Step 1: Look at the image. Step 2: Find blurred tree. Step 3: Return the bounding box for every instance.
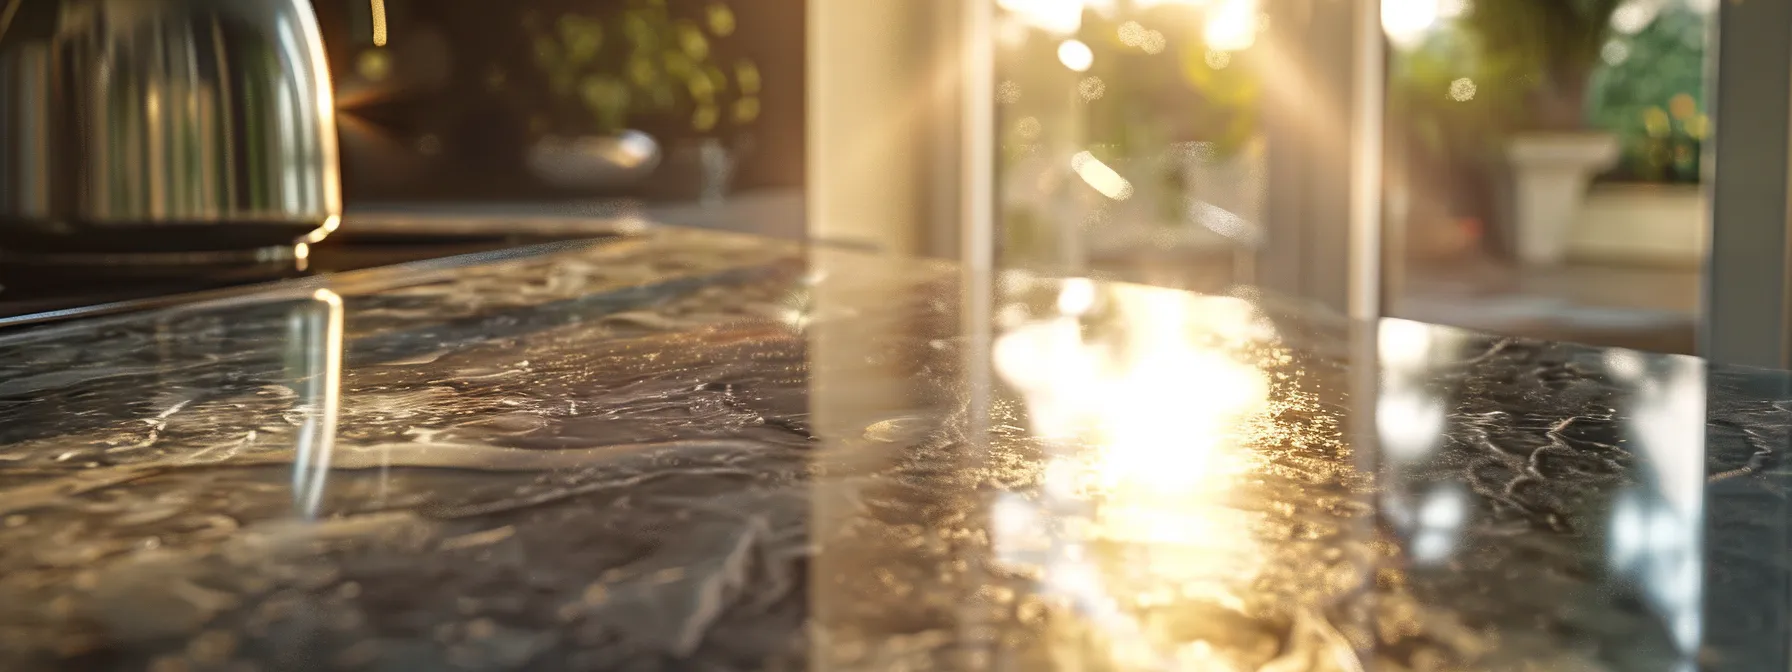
[1388,23,1508,222]
[1461,0,1623,130]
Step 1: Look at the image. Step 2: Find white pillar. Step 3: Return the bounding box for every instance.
[806,0,965,256]
[1702,0,1792,368]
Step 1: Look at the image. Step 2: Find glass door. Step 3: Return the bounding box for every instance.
[987,0,1382,319]
[1381,0,1714,357]
[982,0,1738,358]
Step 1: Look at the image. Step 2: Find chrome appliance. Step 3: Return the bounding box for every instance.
[0,0,340,265]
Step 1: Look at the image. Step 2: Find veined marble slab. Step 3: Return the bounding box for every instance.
[0,228,1782,671]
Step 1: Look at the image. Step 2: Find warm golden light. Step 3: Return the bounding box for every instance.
[303,214,341,243]
[294,289,344,519]
[1077,76,1106,101]
[370,0,388,47]
[997,0,1086,36]
[1202,0,1258,52]
[998,80,1022,104]
[1139,30,1166,54]
[1071,151,1134,200]
[1448,77,1476,102]
[1057,39,1095,72]
[1381,0,1439,48]
[994,283,1286,667]
[1119,21,1147,46]
[1016,116,1043,141]
[1116,19,1167,54]
[355,49,391,82]
[1057,278,1096,315]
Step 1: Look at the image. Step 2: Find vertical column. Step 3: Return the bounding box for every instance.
[1702,4,1792,662]
[1257,0,1383,320]
[806,1,988,666]
[1255,0,1312,302]
[1702,0,1792,367]
[805,0,926,254]
[959,0,995,408]
[1349,0,1385,323]
[806,0,967,256]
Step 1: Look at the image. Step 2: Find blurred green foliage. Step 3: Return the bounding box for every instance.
[1392,1,1707,190]
[994,4,1264,248]
[1588,7,1706,183]
[1389,24,1511,163]
[526,0,759,135]
[998,6,1259,154]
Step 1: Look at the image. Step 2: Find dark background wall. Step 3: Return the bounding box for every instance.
[309,0,805,204]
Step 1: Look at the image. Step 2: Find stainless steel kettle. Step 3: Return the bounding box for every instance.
[0,0,340,265]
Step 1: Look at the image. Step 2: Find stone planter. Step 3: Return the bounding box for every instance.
[1568,183,1705,266]
[1505,132,1621,266]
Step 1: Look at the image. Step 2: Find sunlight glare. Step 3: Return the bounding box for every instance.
[1382,0,1438,49]
[1070,152,1133,200]
[992,284,1286,668]
[1202,0,1258,52]
[1057,39,1095,72]
[998,0,1086,36]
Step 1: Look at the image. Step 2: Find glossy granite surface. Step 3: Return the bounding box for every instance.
[0,228,1787,671]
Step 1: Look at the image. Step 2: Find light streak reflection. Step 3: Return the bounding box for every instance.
[370,0,388,46]
[993,281,1285,667]
[291,289,344,520]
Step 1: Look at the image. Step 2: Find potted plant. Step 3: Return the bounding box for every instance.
[1463,0,1624,265]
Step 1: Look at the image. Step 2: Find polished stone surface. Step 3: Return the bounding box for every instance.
[0,228,1786,671]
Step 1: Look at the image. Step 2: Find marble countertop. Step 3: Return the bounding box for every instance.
[0,228,1786,671]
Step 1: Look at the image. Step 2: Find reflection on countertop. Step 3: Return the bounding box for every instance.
[0,227,1785,671]
[349,189,807,243]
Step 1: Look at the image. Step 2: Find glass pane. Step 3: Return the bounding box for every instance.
[1382,0,1713,354]
[992,0,1264,293]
